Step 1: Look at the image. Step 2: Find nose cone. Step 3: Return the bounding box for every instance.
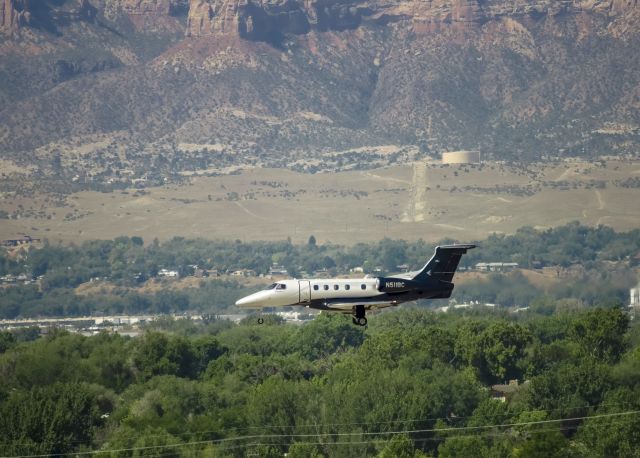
[235,295,254,307]
[235,291,269,308]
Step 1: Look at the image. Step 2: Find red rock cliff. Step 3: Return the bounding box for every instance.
[185,0,361,38]
[121,0,186,14]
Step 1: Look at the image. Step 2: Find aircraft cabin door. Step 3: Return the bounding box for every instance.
[299,280,311,304]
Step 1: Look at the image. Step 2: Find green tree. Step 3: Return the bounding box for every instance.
[308,235,317,248]
[378,434,427,458]
[292,313,364,360]
[479,322,531,382]
[569,307,629,363]
[192,335,227,376]
[287,442,324,458]
[527,359,611,413]
[574,387,640,458]
[0,331,16,353]
[132,332,198,380]
[455,321,530,383]
[0,383,103,456]
[515,429,568,458]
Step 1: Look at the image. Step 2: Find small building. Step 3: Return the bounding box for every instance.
[269,265,288,276]
[490,380,529,402]
[313,268,331,278]
[158,268,179,278]
[1,235,41,247]
[231,269,255,277]
[193,266,220,278]
[475,262,518,272]
[0,275,16,284]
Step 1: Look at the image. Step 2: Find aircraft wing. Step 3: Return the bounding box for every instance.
[321,300,398,313]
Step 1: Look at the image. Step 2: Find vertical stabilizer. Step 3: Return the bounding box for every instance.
[412,244,476,283]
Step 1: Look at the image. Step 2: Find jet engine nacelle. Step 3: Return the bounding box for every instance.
[375,277,418,293]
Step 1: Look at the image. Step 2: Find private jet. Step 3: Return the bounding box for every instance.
[235,244,475,326]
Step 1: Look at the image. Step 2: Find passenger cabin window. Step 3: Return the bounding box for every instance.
[361,284,366,290]
[275,284,286,290]
[334,285,339,290]
[313,285,319,291]
[345,284,351,290]
[323,285,329,291]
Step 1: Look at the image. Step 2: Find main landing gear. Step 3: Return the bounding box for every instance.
[352,305,367,327]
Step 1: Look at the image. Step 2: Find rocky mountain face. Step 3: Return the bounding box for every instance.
[185,0,363,39]
[0,0,638,177]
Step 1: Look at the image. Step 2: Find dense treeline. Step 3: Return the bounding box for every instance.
[0,307,638,457]
[454,269,634,310]
[0,222,637,319]
[2,222,638,284]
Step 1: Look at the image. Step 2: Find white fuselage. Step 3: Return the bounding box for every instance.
[235,278,380,310]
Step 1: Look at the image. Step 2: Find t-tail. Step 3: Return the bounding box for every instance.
[412,244,476,286]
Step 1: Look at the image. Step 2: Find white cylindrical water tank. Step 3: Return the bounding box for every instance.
[442,150,481,164]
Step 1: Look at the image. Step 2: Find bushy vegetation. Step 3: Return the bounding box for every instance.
[1,307,639,456]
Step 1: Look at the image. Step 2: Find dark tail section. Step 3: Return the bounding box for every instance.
[413,244,476,283]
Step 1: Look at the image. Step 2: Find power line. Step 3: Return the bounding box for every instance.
[2,400,635,449]
[3,410,639,458]
[1,400,637,452]
[52,420,640,458]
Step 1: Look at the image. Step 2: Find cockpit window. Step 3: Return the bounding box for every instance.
[276,283,287,290]
[266,283,278,290]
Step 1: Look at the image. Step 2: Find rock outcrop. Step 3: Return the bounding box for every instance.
[609,0,638,13]
[183,0,639,40]
[185,0,362,39]
[120,0,188,15]
[410,0,486,33]
[1,0,98,34]
[3,0,638,38]
[1,0,30,33]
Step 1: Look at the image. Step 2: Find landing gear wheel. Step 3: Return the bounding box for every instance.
[257,317,264,324]
[352,305,367,327]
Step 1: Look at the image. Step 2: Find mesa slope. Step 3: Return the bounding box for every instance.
[0,0,639,177]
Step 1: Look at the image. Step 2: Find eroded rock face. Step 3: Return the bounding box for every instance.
[1,0,98,34]
[2,0,638,38]
[120,0,188,14]
[609,0,638,14]
[182,0,640,40]
[1,0,31,33]
[410,0,486,33]
[185,0,361,39]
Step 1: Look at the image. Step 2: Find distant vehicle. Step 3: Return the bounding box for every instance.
[235,244,476,326]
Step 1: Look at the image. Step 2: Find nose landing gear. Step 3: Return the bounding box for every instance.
[352,305,367,327]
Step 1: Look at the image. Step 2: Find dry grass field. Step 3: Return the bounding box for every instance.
[1,159,639,245]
